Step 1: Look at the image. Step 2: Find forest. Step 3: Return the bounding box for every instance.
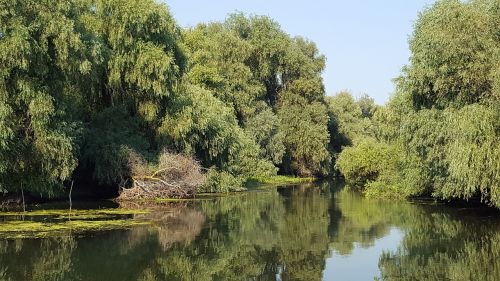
[0,0,498,207]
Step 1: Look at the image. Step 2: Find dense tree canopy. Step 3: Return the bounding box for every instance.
[403,0,499,109]
[1,1,500,280]
[0,0,498,207]
[0,0,335,197]
[184,14,331,176]
[0,0,86,195]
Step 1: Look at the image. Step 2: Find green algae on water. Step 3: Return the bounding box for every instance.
[0,220,150,239]
[0,208,147,217]
[0,208,150,239]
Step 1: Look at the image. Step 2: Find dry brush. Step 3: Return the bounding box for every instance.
[118,150,205,200]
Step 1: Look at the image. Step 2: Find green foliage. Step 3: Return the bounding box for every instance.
[279,94,331,176]
[345,101,500,206]
[75,0,187,187]
[402,0,499,109]
[357,94,377,118]
[10,0,498,205]
[336,139,425,199]
[2,0,338,196]
[226,13,290,107]
[438,104,500,206]
[158,83,276,192]
[199,169,245,193]
[326,91,377,151]
[80,106,150,185]
[0,0,86,195]
[244,107,285,165]
[0,0,190,195]
[159,84,243,166]
[184,13,332,177]
[81,0,187,100]
[336,0,500,207]
[336,139,389,188]
[186,14,329,175]
[246,175,314,186]
[184,22,263,122]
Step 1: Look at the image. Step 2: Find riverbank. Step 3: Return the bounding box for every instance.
[246,175,316,186]
[0,175,316,207]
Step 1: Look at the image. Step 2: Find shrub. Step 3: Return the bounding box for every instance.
[198,169,245,193]
[335,139,389,189]
[336,138,426,198]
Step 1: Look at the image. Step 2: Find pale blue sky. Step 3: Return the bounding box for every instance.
[164,0,435,104]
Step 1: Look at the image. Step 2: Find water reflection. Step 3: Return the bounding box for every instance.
[0,182,499,281]
[378,209,500,281]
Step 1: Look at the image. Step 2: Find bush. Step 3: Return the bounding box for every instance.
[335,139,390,189]
[336,138,426,199]
[198,169,245,193]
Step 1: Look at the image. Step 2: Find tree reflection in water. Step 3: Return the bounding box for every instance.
[0,182,499,281]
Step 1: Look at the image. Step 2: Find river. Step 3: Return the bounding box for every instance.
[0,181,499,281]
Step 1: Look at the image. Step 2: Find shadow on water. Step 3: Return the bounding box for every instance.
[0,181,499,281]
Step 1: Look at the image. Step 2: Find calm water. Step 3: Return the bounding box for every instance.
[0,182,499,281]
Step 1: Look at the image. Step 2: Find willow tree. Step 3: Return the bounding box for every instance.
[158,83,276,190]
[441,104,500,206]
[402,0,499,109]
[326,91,377,152]
[226,13,291,109]
[184,22,264,124]
[336,0,500,206]
[0,0,88,195]
[398,0,500,205]
[77,0,187,184]
[276,37,331,176]
[183,21,285,166]
[0,0,189,193]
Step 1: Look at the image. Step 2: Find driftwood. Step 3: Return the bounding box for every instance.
[118,150,205,200]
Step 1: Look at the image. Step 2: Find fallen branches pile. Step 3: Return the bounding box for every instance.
[118,150,205,200]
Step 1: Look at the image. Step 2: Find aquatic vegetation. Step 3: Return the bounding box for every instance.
[0,220,149,239]
[0,209,147,217]
[154,192,249,202]
[0,209,150,239]
[153,198,212,203]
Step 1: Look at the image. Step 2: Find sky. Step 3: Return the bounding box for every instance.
[164,0,435,104]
